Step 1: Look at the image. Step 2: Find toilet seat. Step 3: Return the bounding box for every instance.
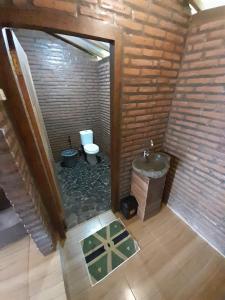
[84,143,99,154]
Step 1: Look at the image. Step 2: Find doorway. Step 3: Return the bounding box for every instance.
[13,28,112,228]
[0,13,121,239]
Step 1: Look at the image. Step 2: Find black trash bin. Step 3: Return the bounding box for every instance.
[120,195,138,219]
[61,149,79,168]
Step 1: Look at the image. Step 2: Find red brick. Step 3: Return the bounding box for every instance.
[80,6,112,22]
[195,86,224,93]
[186,78,212,84]
[124,57,130,64]
[205,49,225,58]
[33,0,76,14]
[129,95,149,101]
[180,67,225,77]
[151,3,172,18]
[175,45,184,53]
[136,114,154,122]
[144,25,166,38]
[154,40,175,51]
[172,12,188,25]
[124,0,149,9]
[209,29,225,39]
[176,86,194,92]
[193,39,223,51]
[147,15,158,25]
[159,59,172,68]
[125,34,155,46]
[160,20,186,34]
[166,32,184,44]
[124,47,142,56]
[142,48,163,58]
[13,0,27,5]
[187,33,206,44]
[100,0,131,16]
[200,20,225,31]
[161,70,178,78]
[131,59,158,67]
[139,86,157,93]
[123,68,140,76]
[141,69,160,76]
[116,16,143,31]
[214,76,225,84]
[127,109,146,116]
[123,103,137,110]
[189,59,218,69]
[84,0,98,3]
[132,10,148,22]
[184,52,202,61]
[123,86,138,93]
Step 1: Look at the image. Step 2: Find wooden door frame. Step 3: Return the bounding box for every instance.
[0,8,122,235]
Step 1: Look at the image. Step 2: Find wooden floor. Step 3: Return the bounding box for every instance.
[60,206,225,300]
[0,236,67,300]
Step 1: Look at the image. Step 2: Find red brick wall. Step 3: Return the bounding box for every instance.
[5,0,190,198]
[164,17,225,255]
[0,102,55,255]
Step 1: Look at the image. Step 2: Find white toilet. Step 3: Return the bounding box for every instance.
[79,130,99,165]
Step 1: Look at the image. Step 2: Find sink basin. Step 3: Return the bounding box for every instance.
[132,152,170,179]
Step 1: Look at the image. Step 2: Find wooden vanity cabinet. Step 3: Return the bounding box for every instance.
[131,170,166,221]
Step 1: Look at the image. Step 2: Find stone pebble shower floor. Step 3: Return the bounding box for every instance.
[55,153,111,228]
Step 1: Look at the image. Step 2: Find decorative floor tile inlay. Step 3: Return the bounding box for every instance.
[80,219,140,285]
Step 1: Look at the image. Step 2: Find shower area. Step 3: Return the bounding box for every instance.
[13,29,111,228]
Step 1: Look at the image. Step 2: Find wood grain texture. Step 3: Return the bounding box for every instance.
[60,207,225,300]
[131,170,166,220]
[0,237,67,300]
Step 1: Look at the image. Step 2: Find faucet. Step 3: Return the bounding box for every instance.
[143,139,154,159]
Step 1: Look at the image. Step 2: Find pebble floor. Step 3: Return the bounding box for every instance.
[55,153,111,228]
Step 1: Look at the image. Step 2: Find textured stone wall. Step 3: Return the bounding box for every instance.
[98,57,111,156]
[164,17,225,255]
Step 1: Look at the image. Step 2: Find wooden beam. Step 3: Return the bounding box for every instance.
[191,5,225,26]
[189,0,204,11]
[50,33,94,56]
[189,0,200,12]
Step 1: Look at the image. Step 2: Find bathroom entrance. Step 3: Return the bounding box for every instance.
[1,22,120,230]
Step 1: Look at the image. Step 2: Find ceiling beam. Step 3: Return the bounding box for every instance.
[85,39,110,52]
[49,33,94,56]
[189,0,204,11]
[54,34,109,59]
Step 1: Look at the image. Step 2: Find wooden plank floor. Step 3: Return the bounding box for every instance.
[60,206,225,300]
[0,236,67,300]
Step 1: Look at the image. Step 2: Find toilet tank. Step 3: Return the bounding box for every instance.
[80,130,93,145]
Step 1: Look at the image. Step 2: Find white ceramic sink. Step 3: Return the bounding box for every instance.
[132,152,170,179]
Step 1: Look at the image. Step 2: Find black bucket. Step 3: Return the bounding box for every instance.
[61,148,79,168]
